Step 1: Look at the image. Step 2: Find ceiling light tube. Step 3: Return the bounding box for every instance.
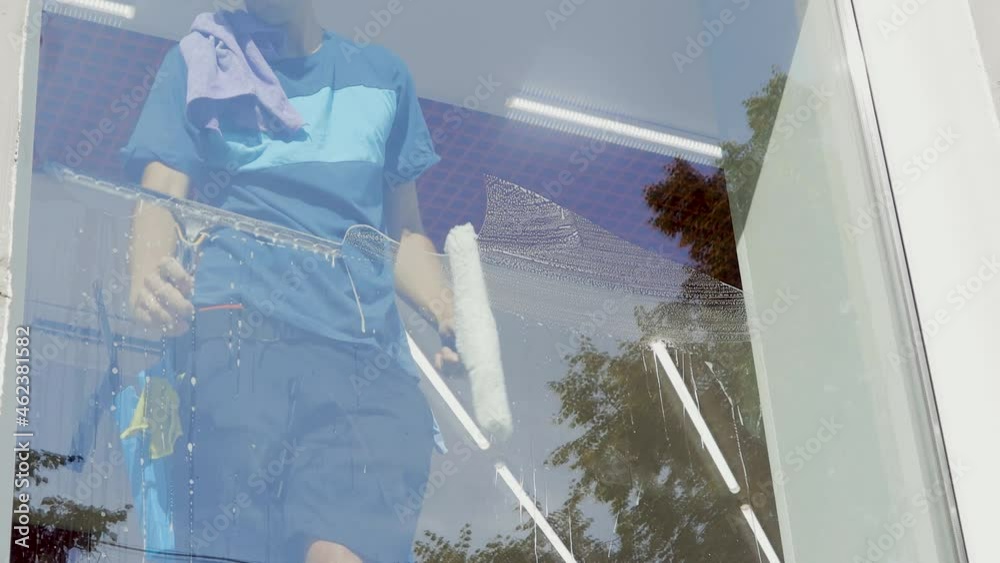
[407,333,492,450]
[54,0,136,19]
[409,336,576,562]
[740,504,783,563]
[496,462,578,563]
[506,97,723,162]
[651,342,741,493]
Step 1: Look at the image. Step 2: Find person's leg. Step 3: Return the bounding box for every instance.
[171,313,294,561]
[282,339,436,563]
[305,540,363,563]
[174,327,370,563]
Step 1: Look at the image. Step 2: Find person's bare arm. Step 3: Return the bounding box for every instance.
[387,181,459,368]
[128,161,196,335]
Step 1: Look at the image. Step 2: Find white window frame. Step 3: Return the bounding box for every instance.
[851,1,1000,561]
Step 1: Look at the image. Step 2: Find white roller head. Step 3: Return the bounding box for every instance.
[445,223,514,442]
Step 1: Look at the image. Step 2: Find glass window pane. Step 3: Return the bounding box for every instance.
[6,1,964,562]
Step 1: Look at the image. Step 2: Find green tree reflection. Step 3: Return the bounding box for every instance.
[644,68,789,289]
[415,70,788,562]
[10,450,129,563]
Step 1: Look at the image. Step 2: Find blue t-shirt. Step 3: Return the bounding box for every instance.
[122,31,441,346]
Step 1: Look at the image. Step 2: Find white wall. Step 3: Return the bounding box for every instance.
[853,0,1000,561]
[968,0,1000,114]
[0,0,40,556]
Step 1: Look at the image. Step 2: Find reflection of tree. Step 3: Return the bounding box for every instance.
[645,162,740,288]
[538,70,790,558]
[546,306,777,562]
[644,68,789,288]
[415,71,788,561]
[416,500,612,562]
[719,68,788,241]
[415,306,778,562]
[10,450,129,563]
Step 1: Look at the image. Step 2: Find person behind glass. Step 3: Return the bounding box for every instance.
[123,0,457,561]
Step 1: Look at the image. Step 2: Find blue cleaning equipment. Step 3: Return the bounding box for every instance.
[68,277,181,557]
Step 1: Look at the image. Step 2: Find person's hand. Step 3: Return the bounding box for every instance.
[434,315,461,371]
[130,256,195,337]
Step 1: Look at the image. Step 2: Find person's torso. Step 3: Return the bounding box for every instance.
[189,32,406,344]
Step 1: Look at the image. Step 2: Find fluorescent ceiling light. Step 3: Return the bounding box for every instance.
[408,335,577,562]
[740,504,782,563]
[650,342,741,494]
[54,0,136,19]
[506,97,723,162]
[496,463,578,563]
[407,333,492,450]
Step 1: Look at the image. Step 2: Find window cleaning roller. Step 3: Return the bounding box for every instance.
[444,223,514,442]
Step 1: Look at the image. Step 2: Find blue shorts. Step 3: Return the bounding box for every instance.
[167,308,435,562]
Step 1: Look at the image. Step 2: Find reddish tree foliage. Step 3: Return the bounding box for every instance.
[644,160,742,289]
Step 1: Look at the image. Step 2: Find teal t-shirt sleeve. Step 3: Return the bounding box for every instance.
[120,48,204,181]
[383,61,440,188]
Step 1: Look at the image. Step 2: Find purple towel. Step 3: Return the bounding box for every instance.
[179,10,305,137]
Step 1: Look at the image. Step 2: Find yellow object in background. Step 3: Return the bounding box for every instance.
[120,375,184,460]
